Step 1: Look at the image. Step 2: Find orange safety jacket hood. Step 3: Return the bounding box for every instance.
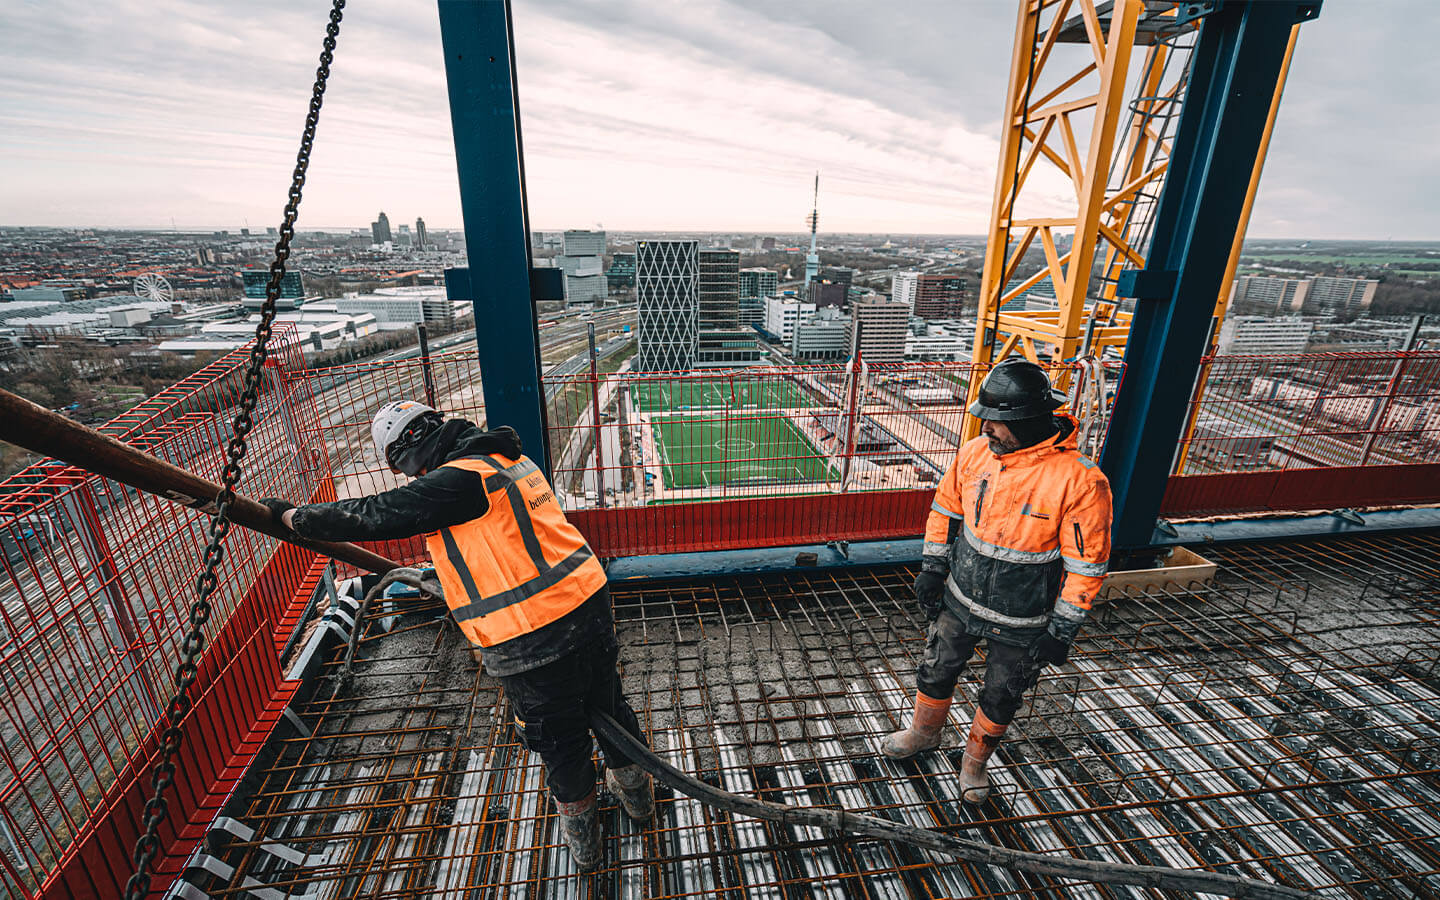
[424,453,607,648]
[923,414,1112,645]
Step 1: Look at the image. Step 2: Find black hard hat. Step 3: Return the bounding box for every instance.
[969,358,1065,421]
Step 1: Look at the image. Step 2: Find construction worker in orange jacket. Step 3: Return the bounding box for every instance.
[262,400,649,871]
[880,359,1112,804]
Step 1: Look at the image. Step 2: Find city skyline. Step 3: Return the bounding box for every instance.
[1,1,1436,239]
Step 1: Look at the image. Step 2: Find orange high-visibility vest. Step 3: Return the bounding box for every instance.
[424,454,606,647]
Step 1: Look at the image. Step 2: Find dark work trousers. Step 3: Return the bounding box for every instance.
[915,610,1046,726]
[499,628,647,803]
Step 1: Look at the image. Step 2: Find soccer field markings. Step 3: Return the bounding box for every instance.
[699,464,808,487]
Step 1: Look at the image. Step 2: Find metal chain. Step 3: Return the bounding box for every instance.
[124,2,345,895]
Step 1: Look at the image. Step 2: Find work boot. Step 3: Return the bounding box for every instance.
[959,709,1007,805]
[879,692,952,759]
[605,764,655,822]
[555,789,602,871]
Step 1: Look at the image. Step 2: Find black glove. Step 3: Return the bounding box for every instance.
[1030,632,1071,667]
[914,570,945,621]
[258,498,296,528]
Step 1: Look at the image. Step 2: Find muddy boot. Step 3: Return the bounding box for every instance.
[959,709,1007,804]
[605,764,655,823]
[879,692,952,759]
[555,789,602,871]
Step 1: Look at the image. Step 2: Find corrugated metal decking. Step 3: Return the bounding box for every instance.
[185,532,1440,898]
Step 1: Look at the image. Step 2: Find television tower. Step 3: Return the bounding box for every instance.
[804,172,820,285]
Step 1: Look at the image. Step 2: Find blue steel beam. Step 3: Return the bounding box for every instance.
[438,0,551,473]
[1100,0,1321,549]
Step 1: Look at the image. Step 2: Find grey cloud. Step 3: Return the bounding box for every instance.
[0,0,1432,237]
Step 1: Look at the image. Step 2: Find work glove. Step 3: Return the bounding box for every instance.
[258,497,296,529]
[1030,632,1071,667]
[913,570,945,621]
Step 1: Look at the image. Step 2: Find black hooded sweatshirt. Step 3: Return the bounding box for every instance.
[290,420,613,676]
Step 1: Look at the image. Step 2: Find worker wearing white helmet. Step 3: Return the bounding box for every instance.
[262,400,650,871]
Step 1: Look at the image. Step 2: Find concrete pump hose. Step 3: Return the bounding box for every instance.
[339,567,440,679]
[590,711,1313,900]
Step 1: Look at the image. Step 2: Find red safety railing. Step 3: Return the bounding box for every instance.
[1162,350,1440,516]
[3,334,1438,895]
[547,358,1119,556]
[0,329,329,897]
[293,346,487,570]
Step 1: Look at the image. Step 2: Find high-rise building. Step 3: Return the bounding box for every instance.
[849,298,909,363]
[563,230,606,257]
[1230,275,1377,318]
[607,253,636,290]
[1232,275,1309,314]
[739,268,778,301]
[763,297,816,344]
[1216,316,1315,355]
[636,240,698,371]
[818,266,854,290]
[1304,276,1378,317]
[893,272,968,319]
[371,211,392,245]
[415,217,427,250]
[557,230,608,306]
[761,236,776,250]
[696,249,758,366]
[739,268,777,327]
[808,279,848,309]
[791,307,849,360]
[698,249,740,331]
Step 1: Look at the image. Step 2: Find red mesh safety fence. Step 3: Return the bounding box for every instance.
[547,358,1120,556]
[0,329,330,896]
[293,345,487,572]
[1162,350,1440,516]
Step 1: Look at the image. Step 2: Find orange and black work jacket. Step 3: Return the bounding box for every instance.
[288,422,612,677]
[424,453,607,651]
[923,415,1112,647]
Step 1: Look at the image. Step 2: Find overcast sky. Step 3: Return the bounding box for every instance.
[1,0,1433,239]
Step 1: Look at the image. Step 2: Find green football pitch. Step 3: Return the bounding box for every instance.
[650,414,838,489]
[634,378,818,413]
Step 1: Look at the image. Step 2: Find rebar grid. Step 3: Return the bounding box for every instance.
[193,533,1440,898]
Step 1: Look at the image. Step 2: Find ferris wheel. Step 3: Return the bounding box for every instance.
[133,273,174,302]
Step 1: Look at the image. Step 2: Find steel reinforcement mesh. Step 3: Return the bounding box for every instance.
[185,532,1440,898]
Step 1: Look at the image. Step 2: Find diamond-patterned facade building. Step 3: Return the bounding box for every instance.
[636,240,698,371]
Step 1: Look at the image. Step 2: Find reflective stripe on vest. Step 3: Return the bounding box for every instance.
[945,574,1051,628]
[425,454,605,646]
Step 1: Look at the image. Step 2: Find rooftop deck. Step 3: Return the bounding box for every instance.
[181,531,1440,899]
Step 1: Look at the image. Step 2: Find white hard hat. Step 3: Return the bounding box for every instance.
[371,399,438,464]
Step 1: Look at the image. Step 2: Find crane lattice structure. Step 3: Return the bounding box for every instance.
[966,0,1300,441]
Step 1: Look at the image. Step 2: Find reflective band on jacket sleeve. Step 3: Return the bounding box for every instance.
[1062,555,1108,576]
[1053,598,1088,622]
[449,544,597,620]
[964,523,1062,564]
[945,575,1051,628]
[922,541,950,558]
[930,501,962,519]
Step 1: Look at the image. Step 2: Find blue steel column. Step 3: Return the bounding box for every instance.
[1100,0,1321,548]
[438,0,550,473]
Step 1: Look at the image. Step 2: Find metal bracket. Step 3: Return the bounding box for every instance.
[1171,2,1220,29]
[1333,508,1365,526]
[530,267,564,302]
[1115,268,1178,300]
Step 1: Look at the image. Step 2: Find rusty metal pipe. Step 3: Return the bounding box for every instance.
[0,386,401,574]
